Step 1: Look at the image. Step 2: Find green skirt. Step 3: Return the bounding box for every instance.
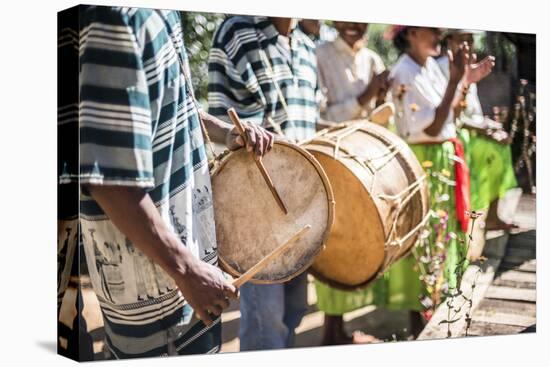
[409,142,467,292]
[315,141,467,315]
[458,129,518,211]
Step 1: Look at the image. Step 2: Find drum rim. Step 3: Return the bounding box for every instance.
[308,265,383,291]
[212,140,336,284]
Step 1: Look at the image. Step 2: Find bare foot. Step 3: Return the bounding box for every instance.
[351,331,381,344]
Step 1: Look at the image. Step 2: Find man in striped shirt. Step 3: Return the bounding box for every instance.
[207,16,320,351]
[58,5,272,359]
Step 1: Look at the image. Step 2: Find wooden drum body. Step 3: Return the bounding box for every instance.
[303,121,429,290]
[210,141,335,284]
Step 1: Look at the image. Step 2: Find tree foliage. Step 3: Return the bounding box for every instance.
[180,12,225,103]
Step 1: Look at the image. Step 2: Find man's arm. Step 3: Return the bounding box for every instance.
[85,185,237,325]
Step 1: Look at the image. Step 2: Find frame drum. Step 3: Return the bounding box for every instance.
[210,141,335,283]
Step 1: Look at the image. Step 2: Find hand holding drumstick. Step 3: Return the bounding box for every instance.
[227,108,288,214]
[225,115,275,157]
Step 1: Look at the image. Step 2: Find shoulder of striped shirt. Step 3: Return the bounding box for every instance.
[79,6,157,33]
[212,15,257,46]
[292,27,316,51]
[213,16,316,53]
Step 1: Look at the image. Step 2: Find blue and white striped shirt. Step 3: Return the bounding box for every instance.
[207,16,319,142]
[58,5,219,358]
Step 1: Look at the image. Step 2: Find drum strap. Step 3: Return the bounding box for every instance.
[167,21,218,165]
[258,48,298,138]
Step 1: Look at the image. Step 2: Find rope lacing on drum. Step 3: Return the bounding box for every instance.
[381,174,429,248]
[386,211,431,248]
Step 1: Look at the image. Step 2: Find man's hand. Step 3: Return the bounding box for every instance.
[86,185,238,327]
[225,121,274,158]
[359,70,391,107]
[449,42,468,84]
[371,70,391,94]
[464,53,495,85]
[175,258,238,325]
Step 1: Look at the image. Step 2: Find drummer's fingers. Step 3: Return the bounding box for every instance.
[265,130,274,153]
[223,283,239,299]
[245,124,256,152]
[235,134,244,147]
[207,304,223,317]
[259,126,271,156]
[214,296,230,310]
[195,307,213,326]
[253,125,264,158]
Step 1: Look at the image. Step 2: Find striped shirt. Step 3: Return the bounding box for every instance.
[298,22,338,45]
[207,16,319,142]
[58,5,220,358]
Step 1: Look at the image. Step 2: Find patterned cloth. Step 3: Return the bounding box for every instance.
[317,37,385,122]
[58,5,220,358]
[58,6,80,313]
[207,16,319,142]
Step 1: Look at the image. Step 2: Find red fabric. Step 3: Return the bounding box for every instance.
[449,138,471,233]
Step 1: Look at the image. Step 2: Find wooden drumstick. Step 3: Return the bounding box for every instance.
[227,108,288,215]
[232,224,311,288]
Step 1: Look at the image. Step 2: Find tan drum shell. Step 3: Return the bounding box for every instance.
[303,121,429,290]
[210,141,335,284]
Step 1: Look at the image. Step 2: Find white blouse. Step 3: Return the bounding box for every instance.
[317,37,385,122]
[389,53,457,144]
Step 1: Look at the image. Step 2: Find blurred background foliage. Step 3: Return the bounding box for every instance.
[181,12,225,103]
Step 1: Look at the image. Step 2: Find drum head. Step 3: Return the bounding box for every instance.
[307,150,386,290]
[211,142,334,283]
[304,121,428,290]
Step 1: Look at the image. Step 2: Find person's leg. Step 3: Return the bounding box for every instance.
[239,283,287,351]
[282,273,309,347]
[322,315,347,345]
[409,310,425,339]
[486,198,518,230]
